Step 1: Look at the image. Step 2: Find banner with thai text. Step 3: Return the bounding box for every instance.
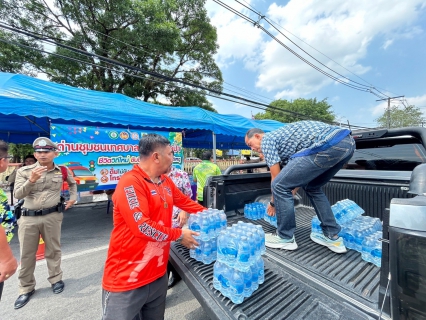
[51,123,183,191]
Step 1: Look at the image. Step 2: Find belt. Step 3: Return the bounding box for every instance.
[22,205,60,216]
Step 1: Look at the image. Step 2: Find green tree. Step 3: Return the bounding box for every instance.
[254,98,335,123]
[376,105,425,128]
[8,143,34,163]
[0,0,222,110]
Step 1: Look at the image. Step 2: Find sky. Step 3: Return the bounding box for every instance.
[205,0,426,128]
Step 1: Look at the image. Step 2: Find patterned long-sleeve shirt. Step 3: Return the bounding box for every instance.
[261,121,351,167]
[0,188,16,243]
[168,167,193,228]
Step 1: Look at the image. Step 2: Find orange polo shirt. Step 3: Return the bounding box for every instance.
[102,165,204,292]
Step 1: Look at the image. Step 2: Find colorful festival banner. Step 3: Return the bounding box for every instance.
[51,123,183,191]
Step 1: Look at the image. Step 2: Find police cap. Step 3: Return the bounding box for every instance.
[33,137,58,152]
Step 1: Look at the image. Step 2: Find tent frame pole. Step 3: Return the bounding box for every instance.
[212,132,217,163]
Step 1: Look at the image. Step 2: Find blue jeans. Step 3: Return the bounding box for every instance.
[272,135,355,240]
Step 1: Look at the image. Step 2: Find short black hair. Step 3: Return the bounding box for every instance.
[138,134,170,158]
[245,128,264,139]
[24,155,36,161]
[201,151,212,160]
[0,140,8,158]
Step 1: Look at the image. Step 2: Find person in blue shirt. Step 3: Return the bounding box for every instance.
[245,121,355,253]
[0,140,18,300]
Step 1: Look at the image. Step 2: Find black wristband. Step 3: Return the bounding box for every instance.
[269,201,275,207]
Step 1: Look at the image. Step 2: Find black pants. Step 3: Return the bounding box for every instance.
[0,281,4,301]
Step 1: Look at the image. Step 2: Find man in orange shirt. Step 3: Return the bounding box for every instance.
[102,134,203,320]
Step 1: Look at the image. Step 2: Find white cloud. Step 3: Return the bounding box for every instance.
[207,0,425,97]
[206,1,265,70]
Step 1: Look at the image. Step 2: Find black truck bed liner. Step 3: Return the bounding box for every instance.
[170,206,384,320]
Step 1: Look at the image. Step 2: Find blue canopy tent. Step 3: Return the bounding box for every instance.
[0,72,284,150]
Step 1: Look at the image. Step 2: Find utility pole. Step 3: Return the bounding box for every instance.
[376,96,404,129]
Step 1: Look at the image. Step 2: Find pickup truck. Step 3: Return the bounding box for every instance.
[170,127,426,320]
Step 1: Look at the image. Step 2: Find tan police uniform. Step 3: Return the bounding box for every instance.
[13,138,77,294]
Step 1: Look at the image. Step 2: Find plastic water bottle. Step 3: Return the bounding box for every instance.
[219,264,232,298]
[371,232,382,267]
[236,236,251,271]
[343,224,357,250]
[220,212,227,230]
[225,234,239,267]
[207,213,216,239]
[211,237,218,262]
[332,201,347,223]
[250,263,259,291]
[255,225,266,255]
[217,230,227,263]
[188,214,201,239]
[201,239,213,264]
[200,213,210,241]
[213,261,225,291]
[371,248,382,267]
[361,235,375,263]
[257,257,265,284]
[242,268,253,297]
[212,212,221,237]
[229,269,244,304]
[194,239,202,261]
[353,228,367,252]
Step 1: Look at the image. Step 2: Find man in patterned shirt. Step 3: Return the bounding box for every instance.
[0,140,18,300]
[167,165,193,288]
[245,121,355,253]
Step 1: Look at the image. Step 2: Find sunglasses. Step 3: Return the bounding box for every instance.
[1,156,13,160]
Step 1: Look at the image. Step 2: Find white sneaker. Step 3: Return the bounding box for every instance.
[310,233,347,253]
[265,233,298,250]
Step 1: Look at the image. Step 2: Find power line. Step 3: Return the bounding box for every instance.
[0,31,320,124]
[1,17,276,108]
[0,22,345,124]
[214,1,375,94]
[0,22,371,128]
[236,0,396,96]
[218,0,398,100]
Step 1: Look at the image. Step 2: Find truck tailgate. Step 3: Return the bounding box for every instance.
[170,206,384,320]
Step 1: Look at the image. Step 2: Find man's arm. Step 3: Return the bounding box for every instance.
[14,168,36,199]
[172,182,205,214]
[0,226,18,282]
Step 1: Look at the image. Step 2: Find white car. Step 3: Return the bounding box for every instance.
[185,157,201,161]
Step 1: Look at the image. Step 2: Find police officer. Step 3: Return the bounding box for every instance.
[13,138,77,309]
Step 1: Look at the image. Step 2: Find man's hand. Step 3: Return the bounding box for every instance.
[29,166,47,183]
[180,229,199,249]
[177,211,189,227]
[65,200,76,210]
[267,204,276,216]
[0,255,18,282]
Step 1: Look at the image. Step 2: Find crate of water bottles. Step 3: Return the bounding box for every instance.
[188,209,227,264]
[311,199,383,267]
[213,221,266,304]
[339,216,383,265]
[244,202,266,220]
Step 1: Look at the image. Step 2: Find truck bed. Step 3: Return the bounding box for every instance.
[170,206,384,320]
